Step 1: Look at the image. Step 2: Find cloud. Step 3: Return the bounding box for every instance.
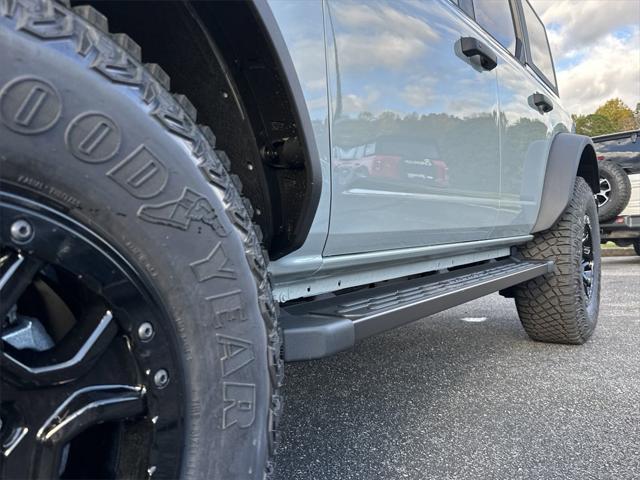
[533,0,640,55]
[400,76,437,108]
[555,30,640,114]
[336,32,429,70]
[531,0,640,114]
[334,3,438,42]
[342,87,382,114]
[331,3,438,70]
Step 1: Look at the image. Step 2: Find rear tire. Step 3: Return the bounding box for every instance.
[634,239,640,256]
[0,1,282,478]
[596,161,631,222]
[514,177,601,344]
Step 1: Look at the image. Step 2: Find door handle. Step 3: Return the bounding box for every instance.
[530,92,554,113]
[459,37,498,71]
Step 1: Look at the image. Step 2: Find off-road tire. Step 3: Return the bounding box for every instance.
[0,1,282,478]
[597,160,631,222]
[514,177,601,344]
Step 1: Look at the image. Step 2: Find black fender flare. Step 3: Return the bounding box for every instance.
[532,133,599,233]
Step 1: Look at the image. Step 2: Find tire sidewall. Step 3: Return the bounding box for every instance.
[0,9,272,479]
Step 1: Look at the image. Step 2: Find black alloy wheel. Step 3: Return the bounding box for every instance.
[1,193,184,479]
[595,177,611,208]
[581,214,595,300]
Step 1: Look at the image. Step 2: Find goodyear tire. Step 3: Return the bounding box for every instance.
[513,177,601,344]
[596,160,631,222]
[0,1,282,479]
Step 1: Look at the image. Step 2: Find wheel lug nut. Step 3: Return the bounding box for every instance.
[137,322,154,341]
[153,369,169,388]
[10,219,34,244]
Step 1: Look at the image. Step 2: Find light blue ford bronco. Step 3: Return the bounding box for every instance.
[0,0,601,478]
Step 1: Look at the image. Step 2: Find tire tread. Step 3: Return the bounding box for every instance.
[514,177,600,344]
[4,0,283,476]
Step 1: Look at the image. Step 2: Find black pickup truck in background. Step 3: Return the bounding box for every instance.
[593,129,640,254]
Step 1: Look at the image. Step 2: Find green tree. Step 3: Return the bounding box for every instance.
[594,98,636,132]
[574,114,614,136]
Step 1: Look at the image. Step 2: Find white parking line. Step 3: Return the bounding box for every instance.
[460,316,488,323]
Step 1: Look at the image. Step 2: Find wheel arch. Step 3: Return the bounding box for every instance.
[531,133,599,233]
[79,0,321,259]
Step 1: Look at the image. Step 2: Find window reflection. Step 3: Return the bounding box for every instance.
[473,0,518,53]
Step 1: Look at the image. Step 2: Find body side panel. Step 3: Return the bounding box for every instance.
[494,60,572,237]
[490,0,573,238]
[273,235,532,302]
[322,0,502,255]
[267,0,585,300]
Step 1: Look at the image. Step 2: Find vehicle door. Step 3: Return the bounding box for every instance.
[487,0,573,237]
[323,0,502,256]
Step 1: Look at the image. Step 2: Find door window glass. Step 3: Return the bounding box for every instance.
[473,0,517,53]
[522,0,557,90]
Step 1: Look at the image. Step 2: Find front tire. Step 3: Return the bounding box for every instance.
[514,177,601,344]
[0,1,282,478]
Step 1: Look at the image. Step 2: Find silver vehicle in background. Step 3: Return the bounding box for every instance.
[0,0,601,478]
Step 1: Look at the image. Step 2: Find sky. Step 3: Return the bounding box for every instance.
[531,0,640,115]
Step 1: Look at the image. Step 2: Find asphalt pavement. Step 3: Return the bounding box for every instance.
[274,256,640,480]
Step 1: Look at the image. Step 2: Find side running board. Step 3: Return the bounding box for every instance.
[281,257,552,361]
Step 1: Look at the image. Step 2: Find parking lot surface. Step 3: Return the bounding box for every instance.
[274,256,640,480]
